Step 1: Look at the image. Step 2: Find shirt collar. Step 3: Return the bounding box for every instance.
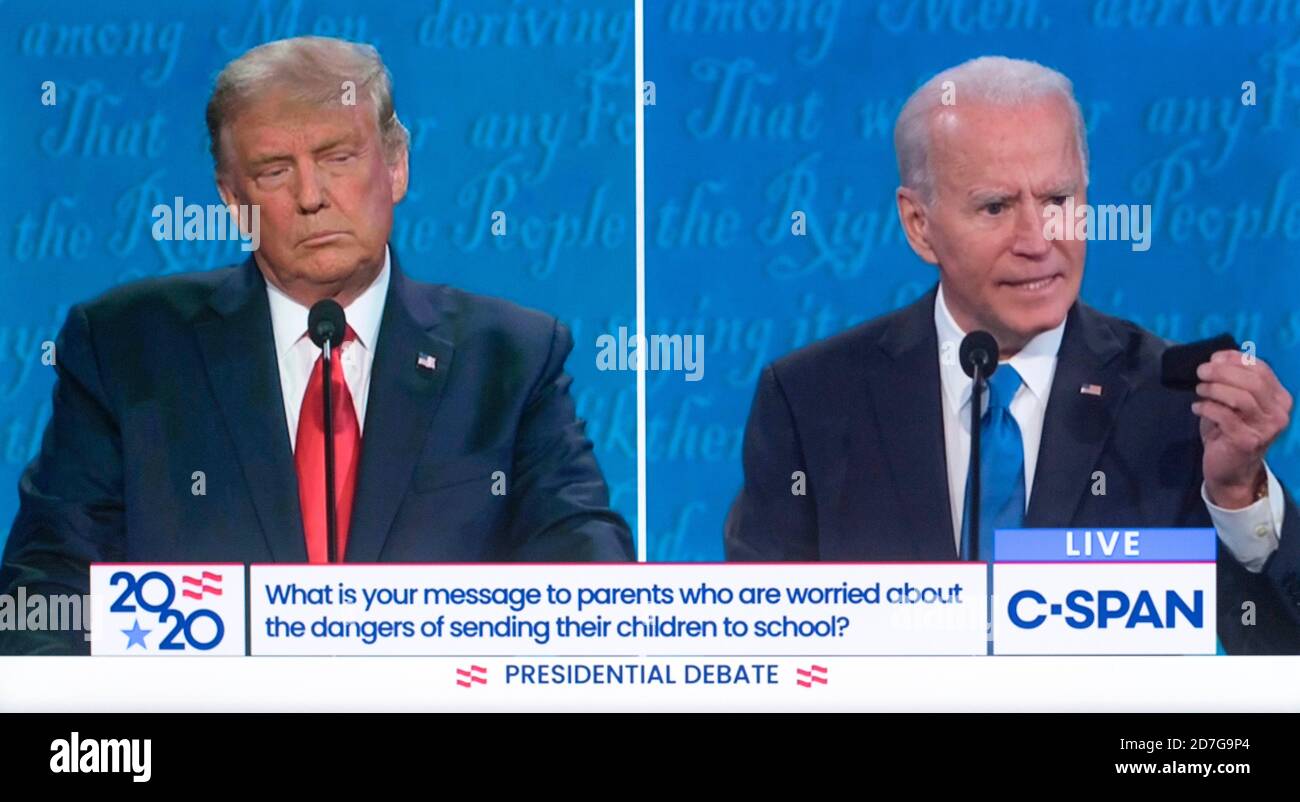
[266,245,391,358]
[934,282,1065,414]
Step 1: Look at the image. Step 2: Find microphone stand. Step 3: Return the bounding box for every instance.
[968,354,991,655]
[968,362,984,561]
[322,338,338,564]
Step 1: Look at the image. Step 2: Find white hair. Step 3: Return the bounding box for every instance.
[894,56,1089,204]
[206,36,410,171]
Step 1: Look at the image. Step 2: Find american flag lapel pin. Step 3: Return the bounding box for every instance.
[416,352,437,372]
[1080,383,1103,396]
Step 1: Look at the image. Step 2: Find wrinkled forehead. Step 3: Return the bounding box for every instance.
[219,88,378,164]
[928,96,1083,192]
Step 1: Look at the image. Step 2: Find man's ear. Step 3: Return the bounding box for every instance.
[216,171,239,210]
[389,146,410,205]
[897,186,939,265]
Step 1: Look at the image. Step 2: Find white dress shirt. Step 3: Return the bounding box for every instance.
[934,284,1283,572]
[265,246,391,451]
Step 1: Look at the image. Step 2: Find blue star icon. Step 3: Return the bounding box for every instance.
[122,619,151,650]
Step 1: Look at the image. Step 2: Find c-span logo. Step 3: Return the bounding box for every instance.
[991,529,1217,655]
[90,564,245,656]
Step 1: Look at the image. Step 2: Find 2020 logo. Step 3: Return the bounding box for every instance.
[109,570,225,651]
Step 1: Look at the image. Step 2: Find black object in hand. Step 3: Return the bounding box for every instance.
[1160,333,1238,391]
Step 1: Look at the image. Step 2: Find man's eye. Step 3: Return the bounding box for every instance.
[327,153,355,164]
[261,167,288,180]
[1049,195,1069,206]
[984,202,1006,215]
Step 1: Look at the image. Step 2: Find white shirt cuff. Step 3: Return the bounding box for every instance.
[1202,463,1285,573]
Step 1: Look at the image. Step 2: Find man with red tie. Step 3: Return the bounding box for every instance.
[0,36,632,654]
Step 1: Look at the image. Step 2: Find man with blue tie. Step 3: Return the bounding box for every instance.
[724,56,1300,655]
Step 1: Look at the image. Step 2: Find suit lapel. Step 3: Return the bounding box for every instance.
[1025,302,1131,526]
[193,258,307,562]
[863,286,957,559]
[344,255,455,562]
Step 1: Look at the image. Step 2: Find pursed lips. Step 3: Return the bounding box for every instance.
[298,230,349,246]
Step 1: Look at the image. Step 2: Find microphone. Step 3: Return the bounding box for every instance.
[959,330,999,381]
[307,299,347,563]
[958,331,1000,563]
[308,299,346,349]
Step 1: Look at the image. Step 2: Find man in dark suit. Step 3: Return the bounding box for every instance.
[1,36,631,654]
[725,56,1300,655]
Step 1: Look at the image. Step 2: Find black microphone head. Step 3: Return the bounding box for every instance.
[307,299,347,349]
[959,331,999,379]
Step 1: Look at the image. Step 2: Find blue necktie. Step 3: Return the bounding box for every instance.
[961,365,1026,562]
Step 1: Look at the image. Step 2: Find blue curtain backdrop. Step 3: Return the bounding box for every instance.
[0,0,637,552]
[646,0,1300,560]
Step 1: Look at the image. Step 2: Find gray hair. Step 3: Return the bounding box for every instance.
[894,56,1089,204]
[206,36,410,171]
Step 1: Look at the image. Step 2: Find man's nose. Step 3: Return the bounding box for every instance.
[293,162,329,213]
[1011,200,1052,259]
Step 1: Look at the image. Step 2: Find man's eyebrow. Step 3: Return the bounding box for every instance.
[245,136,359,169]
[247,152,294,169]
[311,135,358,155]
[1037,181,1079,198]
[969,188,1017,204]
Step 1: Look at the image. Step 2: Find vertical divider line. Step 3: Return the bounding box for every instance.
[634,0,647,563]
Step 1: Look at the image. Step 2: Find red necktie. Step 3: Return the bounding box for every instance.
[295,326,361,563]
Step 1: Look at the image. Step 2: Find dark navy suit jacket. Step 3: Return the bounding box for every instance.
[726,285,1300,655]
[1,251,632,654]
